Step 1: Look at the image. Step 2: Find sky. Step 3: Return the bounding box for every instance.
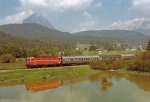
[0,0,150,33]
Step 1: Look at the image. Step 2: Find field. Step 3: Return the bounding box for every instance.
[83,50,144,55]
[0,65,99,85]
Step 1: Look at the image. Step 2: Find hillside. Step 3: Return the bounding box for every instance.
[0,31,63,57]
[0,31,51,48]
[0,23,76,45]
[136,29,150,36]
[74,30,149,46]
[0,24,124,46]
[0,23,148,47]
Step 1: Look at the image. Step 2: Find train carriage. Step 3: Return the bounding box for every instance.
[62,56,100,65]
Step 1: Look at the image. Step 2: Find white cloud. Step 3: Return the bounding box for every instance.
[72,11,99,32]
[131,0,150,16]
[107,18,150,30]
[20,0,94,12]
[1,10,33,24]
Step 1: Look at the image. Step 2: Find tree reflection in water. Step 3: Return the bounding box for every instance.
[126,73,150,92]
[89,72,114,92]
[89,71,150,92]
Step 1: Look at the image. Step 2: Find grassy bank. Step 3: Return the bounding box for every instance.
[0,66,99,85]
[0,58,27,70]
[0,62,26,70]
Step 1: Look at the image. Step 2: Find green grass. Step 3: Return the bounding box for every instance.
[83,50,144,55]
[0,61,26,70]
[0,66,99,85]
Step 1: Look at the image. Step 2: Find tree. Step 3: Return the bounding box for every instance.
[89,45,97,51]
[0,54,16,63]
[142,51,150,60]
[147,38,150,50]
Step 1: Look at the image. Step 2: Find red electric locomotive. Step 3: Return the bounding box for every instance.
[26,57,62,68]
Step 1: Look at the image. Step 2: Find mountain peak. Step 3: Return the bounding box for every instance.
[23,13,55,29]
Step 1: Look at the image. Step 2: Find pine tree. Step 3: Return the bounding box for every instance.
[147,38,150,50]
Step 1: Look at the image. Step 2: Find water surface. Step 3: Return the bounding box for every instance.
[0,71,150,102]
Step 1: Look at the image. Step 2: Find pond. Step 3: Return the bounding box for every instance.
[0,71,150,102]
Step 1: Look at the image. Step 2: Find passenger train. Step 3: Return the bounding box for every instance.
[26,54,135,68]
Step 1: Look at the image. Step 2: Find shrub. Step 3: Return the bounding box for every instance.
[0,54,16,63]
[111,60,124,70]
[90,60,107,70]
[142,51,150,60]
[90,59,123,70]
[126,59,150,72]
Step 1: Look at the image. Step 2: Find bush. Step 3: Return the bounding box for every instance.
[0,54,16,63]
[90,51,150,72]
[142,51,150,60]
[126,59,150,72]
[90,59,123,70]
[90,60,108,70]
[111,60,124,70]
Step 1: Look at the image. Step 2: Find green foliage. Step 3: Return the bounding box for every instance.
[90,59,123,70]
[111,60,124,70]
[63,49,83,56]
[89,45,97,51]
[142,51,150,60]
[0,31,62,57]
[90,50,150,72]
[126,59,150,72]
[0,54,16,63]
[90,60,108,70]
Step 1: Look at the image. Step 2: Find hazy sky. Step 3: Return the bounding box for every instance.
[0,0,150,32]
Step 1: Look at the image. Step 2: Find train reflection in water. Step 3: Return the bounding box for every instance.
[26,81,63,92]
